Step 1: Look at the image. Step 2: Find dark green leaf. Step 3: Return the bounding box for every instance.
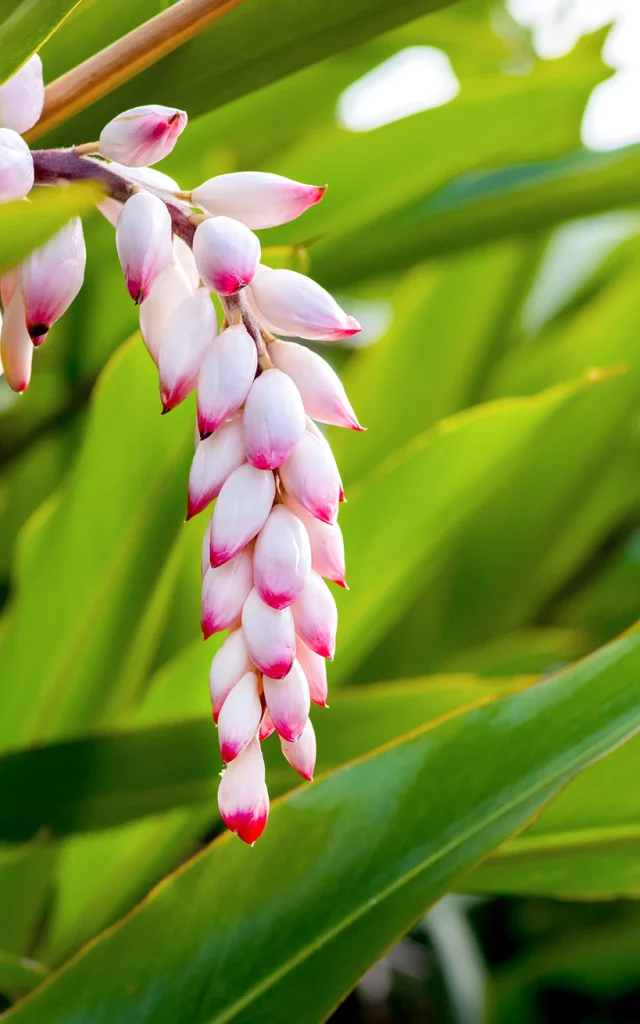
[6,624,640,1024]
[0,184,101,273]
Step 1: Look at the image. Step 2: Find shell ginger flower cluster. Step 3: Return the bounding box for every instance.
[0,55,364,844]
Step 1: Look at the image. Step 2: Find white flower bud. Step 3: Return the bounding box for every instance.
[0,128,33,203]
[0,55,44,135]
[192,171,326,229]
[249,269,361,342]
[99,104,187,167]
[116,192,173,304]
[20,218,86,342]
[193,216,260,296]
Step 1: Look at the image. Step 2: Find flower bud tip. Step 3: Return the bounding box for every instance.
[28,323,48,345]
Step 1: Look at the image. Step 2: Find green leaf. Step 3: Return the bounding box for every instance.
[0,184,101,273]
[334,372,613,682]
[0,949,48,996]
[0,838,54,956]
[6,624,640,1024]
[319,145,640,283]
[40,0,460,147]
[0,337,193,751]
[0,0,82,84]
[0,676,526,841]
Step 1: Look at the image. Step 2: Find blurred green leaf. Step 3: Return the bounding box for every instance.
[0,949,48,996]
[0,337,193,750]
[0,0,82,84]
[314,145,640,285]
[0,185,101,273]
[0,838,54,955]
[334,372,614,682]
[7,624,640,1024]
[40,0,460,147]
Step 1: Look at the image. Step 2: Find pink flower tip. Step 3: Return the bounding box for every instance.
[224,806,269,846]
[220,739,243,764]
[262,656,295,680]
[312,184,328,205]
[28,323,48,346]
[209,545,234,569]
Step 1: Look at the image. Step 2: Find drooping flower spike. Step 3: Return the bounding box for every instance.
[0,51,364,844]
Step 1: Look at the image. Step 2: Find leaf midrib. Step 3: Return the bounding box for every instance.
[207,716,640,1024]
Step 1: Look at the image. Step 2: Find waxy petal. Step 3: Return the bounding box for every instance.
[249,269,361,342]
[19,218,86,342]
[188,416,245,519]
[295,635,328,706]
[0,55,44,135]
[243,368,306,470]
[201,547,254,638]
[263,659,310,743]
[209,463,275,567]
[279,428,341,525]
[259,709,275,741]
[159,286,217,411]
[217,738,269,844]
[192,171,326,230]
[217,670,262,763]
[280,718,316,780]
[292,572,338,659]
[209,628,252,723]
[139,257,193,365]
[116,192,173,304]
[268,339,363,430]
[284,494,346,587]
[99,104,187,167]
[242,588,296,679]
[254,504,311,610]
[0,128,33,203]
[197,323,257,435]
[0,285,31,392]
[193,216,260,296]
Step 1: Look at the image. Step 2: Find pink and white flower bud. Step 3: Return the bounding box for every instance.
[0,129,33,203]
[116,192,173,304]
[188,416,245,520]
[254,504,311,610]
[209,628,252,723]
[197,324,257,436]
[268,339,363,430]
[218,737,269,845]
[20,217,86,343]
[306,417,346,502]
[249,269,361,342]
[0,285,31,392]
[280,719,317,781]
[0,55,44,135]
[243,368,305,470]
[292,572,338,659]
[296,635,328,706]
[217,670,262,763]
[99,104,187,167]
[242,588,296,679]
[259,709,275,740]
[284,494,346,587]
[201,546,254,638]
[263,659,310,743]
[159,286,217,411]
[193,216,260,296]
[279,428,341,525]
[192,172,326,230]
[209,463,275,567]
[139,257,193,365]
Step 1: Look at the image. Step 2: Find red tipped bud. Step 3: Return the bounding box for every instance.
[217,738,269,844]
[201,547,254,638]
[243,368,305,470]
[193,216,260,296]
[116,192,173,304]
[197,324,257,435]
[263,659,310,743]
[99,104,187,167]
[254,505,311,610]
[209,464,275,567]
[192,171,326,229]
[249,269,360,342]
[292,572,338,659]
[242,588,296,680]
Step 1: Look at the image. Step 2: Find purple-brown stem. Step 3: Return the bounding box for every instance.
[31,148,196,245]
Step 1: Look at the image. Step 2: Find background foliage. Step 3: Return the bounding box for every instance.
[0,0,639,1021]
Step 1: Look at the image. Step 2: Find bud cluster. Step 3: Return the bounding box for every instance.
[0,55,363,843]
